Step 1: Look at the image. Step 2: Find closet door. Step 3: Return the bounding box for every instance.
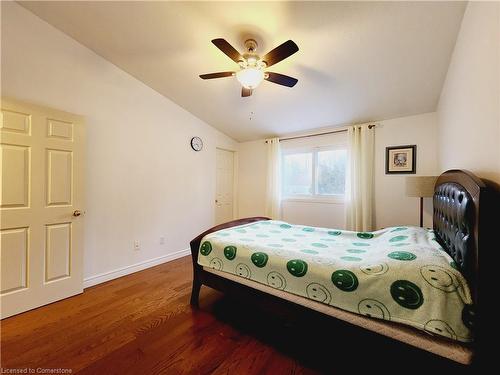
[215,148,234,225]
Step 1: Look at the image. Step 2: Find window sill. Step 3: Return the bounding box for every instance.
[281,197,345,205]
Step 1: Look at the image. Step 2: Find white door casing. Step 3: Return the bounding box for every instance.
[215,148,234,225]
[0,98,85,318]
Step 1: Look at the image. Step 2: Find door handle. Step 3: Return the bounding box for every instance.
[73,210,83,217]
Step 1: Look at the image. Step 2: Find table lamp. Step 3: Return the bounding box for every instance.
[405,176,437,227]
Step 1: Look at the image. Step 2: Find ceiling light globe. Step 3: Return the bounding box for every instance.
[236,68,265,89]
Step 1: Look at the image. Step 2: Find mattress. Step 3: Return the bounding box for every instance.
[197,220,474,342]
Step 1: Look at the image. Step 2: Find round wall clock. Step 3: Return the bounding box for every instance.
[190,136,203,151]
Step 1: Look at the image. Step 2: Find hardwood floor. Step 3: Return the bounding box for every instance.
[1,256,473,374]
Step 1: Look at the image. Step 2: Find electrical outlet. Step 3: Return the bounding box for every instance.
[134,240,140,251]
[159,236,165,245]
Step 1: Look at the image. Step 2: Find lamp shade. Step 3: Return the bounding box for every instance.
[405,176,437,198]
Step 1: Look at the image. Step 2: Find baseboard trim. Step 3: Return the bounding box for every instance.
[83,248,191,289]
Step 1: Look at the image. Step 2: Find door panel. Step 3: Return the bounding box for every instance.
[0,227,28,293]
[0,109,31,134]
[47,119,73,140]
[46,149,72,206]
[45,223,71,282]
[0,98,85,318]
[215,148,234,225]
[0,145,30,208]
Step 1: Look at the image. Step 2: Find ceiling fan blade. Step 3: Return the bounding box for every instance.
[261,40,299,67]
[212,38,243,63]
[241,87,252,97]
[265,72,298,87]
[199,72,235,79]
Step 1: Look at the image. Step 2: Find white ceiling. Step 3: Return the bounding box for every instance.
[20,1,466,142]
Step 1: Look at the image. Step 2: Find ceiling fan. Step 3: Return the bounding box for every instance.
[200,38,299,97]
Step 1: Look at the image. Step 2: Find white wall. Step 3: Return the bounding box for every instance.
[238,112,439,229]
[437,1,500,184]
[280,201,346,229]
[1,2,238,282]
[374,112,439,229]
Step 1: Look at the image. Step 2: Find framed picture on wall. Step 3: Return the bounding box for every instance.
[385,145,416,174]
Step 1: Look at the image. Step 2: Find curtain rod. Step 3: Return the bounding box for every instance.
[265,124,375,143]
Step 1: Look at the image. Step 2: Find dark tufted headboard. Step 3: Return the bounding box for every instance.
[433,170,492,305]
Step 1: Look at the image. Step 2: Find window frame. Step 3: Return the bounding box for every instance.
[281,143,347,204]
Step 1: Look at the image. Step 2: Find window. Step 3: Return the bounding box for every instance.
[282,146,347,201]
[282,152,313,195]
[317,149,347,195]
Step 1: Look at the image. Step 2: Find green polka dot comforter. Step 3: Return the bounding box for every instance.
[197,220,474,342]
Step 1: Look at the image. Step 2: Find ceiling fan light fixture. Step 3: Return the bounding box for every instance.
[200,38,299,96]
[236,67,265,89]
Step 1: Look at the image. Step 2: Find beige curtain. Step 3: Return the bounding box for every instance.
[265,137,281,219]
[345,125,375,231]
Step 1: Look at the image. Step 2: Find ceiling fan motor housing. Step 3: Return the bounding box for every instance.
[244,39,258,53]
[241,39,262,69]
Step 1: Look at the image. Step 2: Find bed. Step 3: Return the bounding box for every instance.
[189,170,493,365]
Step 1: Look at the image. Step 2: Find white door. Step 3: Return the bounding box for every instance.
[215,148,234,225]
[0,98,85,318]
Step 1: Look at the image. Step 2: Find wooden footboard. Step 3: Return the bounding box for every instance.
[189,217,270,306]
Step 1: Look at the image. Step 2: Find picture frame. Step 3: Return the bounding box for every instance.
[385,145,416,174]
